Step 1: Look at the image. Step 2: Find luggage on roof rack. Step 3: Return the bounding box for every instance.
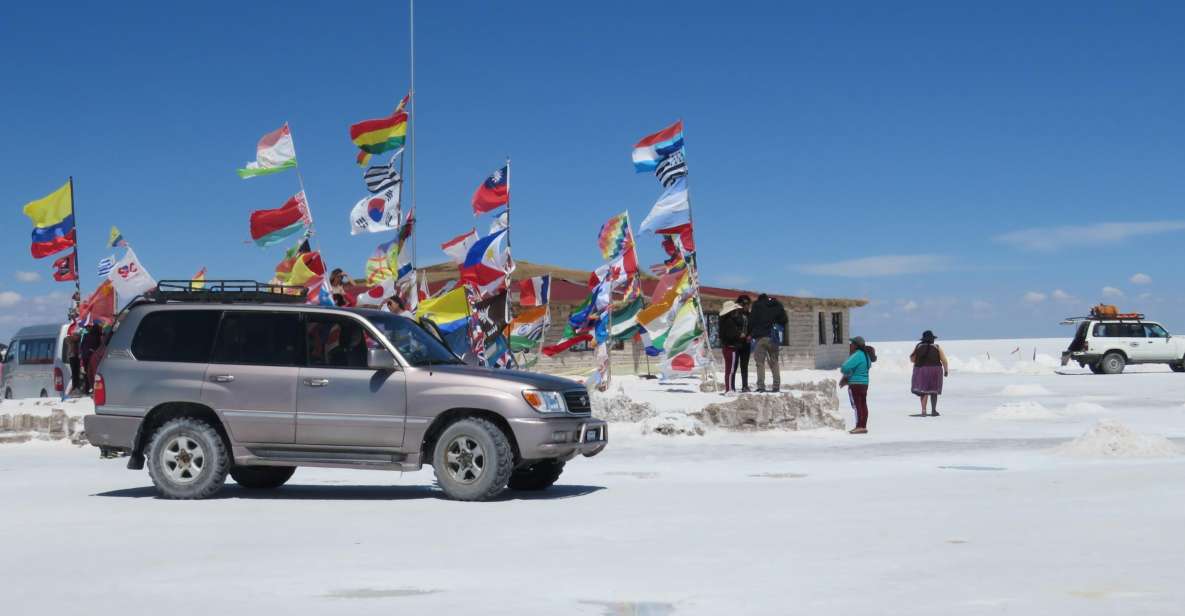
[150,280,309,304]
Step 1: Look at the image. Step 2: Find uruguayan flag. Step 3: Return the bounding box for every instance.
[96,255,116,278]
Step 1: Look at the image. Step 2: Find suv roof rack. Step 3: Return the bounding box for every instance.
[1061,313,1147,325]
[149,280,309,304]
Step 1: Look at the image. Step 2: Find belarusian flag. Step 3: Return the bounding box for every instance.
[238,123,297,178]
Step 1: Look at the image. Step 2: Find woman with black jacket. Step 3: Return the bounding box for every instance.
[718,300,750,394]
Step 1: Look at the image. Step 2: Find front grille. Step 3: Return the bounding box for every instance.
[563,390,592,414]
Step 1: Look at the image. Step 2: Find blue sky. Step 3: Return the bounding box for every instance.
[2,1,1183,342]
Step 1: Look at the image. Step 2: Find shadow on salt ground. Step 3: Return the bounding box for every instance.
[324,587,441,599]
[748,472,808,479]
[92,483,606,501]
[938,465,1007,472]
[580,600,677,615]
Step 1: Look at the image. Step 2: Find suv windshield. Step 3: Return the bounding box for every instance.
[365,312,464,367]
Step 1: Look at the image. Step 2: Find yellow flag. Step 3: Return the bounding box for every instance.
[22,181,73,228]
[416,287,470,331]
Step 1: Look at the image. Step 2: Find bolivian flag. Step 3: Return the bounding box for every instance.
[349,93,409,166]
[22,181,76,258]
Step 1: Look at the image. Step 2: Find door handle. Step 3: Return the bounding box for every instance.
[304,378,330,387]
[211,374,235,383]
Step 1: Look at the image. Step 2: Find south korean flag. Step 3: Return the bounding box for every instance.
[350,187,401,235]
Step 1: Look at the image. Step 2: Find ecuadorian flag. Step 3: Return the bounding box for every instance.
[22,181,76,258]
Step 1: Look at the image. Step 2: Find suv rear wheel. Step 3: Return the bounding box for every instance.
[230,465,295,490]
[1100,352,1126,375]
[508,460,565,491]
[432,417,514,501]
[1171,361,1185,373]
[1088,363,1104,374]
[146,417,230,499]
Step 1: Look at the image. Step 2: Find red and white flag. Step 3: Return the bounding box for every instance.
[441,229,478,265]
[518,275,550,307]
[354,278,399,308]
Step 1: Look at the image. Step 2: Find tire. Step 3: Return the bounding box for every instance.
[1100,352,1126,375]
[508,460,565,491]
[432,417,514,501]
[1171,362,1185,373]
[145,417,230,500]
[1088,363,1103,374]
[229,465,295,490]
[39,389,48,398]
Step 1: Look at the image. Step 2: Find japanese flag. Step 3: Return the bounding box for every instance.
[354,278,398,307]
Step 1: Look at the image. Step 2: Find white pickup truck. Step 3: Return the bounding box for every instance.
[1062,316,1185,374]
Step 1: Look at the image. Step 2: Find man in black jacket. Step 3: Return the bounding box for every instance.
[749,293,788,392]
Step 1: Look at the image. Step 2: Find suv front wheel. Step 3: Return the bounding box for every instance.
[230,465,295,490]
[1100,352,1126,375]
[432,417,514,501]
[146,417,230,499]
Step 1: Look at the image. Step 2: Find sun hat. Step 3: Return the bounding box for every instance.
[921,330,936,343]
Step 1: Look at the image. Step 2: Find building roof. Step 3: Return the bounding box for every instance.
[420,260,868,309]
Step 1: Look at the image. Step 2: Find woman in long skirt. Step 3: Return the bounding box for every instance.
[910,330,948,417]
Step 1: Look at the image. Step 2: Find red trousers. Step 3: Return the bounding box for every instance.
[848,384,869,428]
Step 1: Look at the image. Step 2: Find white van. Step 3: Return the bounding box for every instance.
[1,323,73,399]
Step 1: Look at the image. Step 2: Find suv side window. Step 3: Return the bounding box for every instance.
[305,314,376,369]
[1122,323,1145,338]
[211,312,302,366]
[131,311,221,363]
[1145,324,1169,338]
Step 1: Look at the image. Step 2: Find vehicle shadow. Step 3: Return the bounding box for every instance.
[92,483,606,502]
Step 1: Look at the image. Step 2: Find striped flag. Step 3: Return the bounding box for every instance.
[655,149,687,187]
[363,153,402,193]
[97,255,116,278]
[518,275,550,307]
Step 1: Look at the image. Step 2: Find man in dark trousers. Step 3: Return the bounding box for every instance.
[749,293,788,392]
[733,295,753,392]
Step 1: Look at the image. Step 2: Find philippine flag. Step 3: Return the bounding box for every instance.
[632,120,684,173]
[460,228,514,297]
[472,165,509,214]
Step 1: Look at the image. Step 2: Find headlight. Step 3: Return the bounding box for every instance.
[522,389,567,413]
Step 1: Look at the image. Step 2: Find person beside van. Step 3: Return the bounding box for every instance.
[66,332,82,395]
[840,336,875,434]
[749,293,788,392]
[909,330,948,417]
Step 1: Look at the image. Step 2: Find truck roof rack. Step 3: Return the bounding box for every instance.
[1061,313,1147,325]
[149,280,309,304]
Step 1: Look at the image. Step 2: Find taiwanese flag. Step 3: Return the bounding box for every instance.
[52,251,78,282]
[472,165,509,214]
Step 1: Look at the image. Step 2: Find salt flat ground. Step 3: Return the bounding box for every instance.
[2,338,1184,615]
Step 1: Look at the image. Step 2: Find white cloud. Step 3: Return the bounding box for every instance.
[0,291,22,308]
[1130,273,1152,285]
[899,300,919,313]
[1023,291,1047,304]
[14,271,41,283]
[1101,286,1124,299]
[796,254,949,277]
[995,221,1185,252]
[1051,289,1076,302]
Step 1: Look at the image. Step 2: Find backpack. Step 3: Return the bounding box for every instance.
[863,346,877,365]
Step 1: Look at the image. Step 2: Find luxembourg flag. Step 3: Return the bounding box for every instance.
[632,120,684,173]
[518,275,550,307]
[460,228,514,298]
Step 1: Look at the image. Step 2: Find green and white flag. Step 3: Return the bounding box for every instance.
[238,123,297,178]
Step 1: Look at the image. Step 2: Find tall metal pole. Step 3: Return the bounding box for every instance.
[409,0,417,276]
[503,157,511,329]
[68,176,82,311]
[671,122,718,389]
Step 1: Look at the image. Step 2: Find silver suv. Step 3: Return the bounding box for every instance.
[83,286,606,501]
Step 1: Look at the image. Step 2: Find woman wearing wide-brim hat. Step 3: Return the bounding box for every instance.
[909,330,948,417]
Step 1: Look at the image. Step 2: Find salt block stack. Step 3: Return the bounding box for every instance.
[693,380,844,431]
[0,407,87,445]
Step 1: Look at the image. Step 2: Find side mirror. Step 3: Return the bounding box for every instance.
[367,347,398,371]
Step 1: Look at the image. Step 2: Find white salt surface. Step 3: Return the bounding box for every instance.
[1000,383,1054,397]
[3,338,1185,614]
[982,401,1061,421]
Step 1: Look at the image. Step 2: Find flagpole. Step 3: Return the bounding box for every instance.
[409,0,418,276]
[68,176,82,314]
[671,121,719,390]
[287,123,321,257]
[503,157,512,329]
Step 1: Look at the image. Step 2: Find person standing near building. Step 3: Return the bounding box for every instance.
[65,332,82,396]
[749,293,788,392]
[840,336,874,434]
[910,330,948,417]
[734,295,753,392]
[718,300,746,394]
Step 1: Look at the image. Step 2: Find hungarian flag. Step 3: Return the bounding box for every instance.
[472,165,509,214]
[52,252,78,282]
[518,275,550,307]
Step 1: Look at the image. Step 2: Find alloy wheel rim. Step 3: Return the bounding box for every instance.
[161,435,205,484]
[445,436,486,484]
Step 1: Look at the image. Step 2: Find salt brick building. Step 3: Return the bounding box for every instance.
[422,260,867,374]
